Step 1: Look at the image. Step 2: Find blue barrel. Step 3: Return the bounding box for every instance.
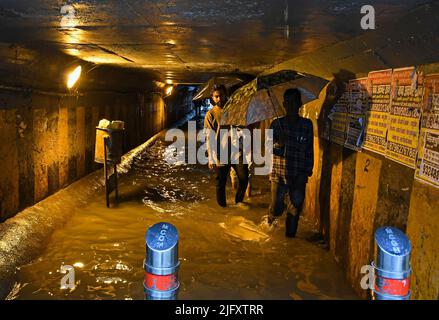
[372,226,411,300]
[144,222,180,300]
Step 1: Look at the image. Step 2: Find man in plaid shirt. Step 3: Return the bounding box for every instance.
[268,88,314,238]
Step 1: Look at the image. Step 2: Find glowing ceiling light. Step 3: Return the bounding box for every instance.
[166,85,173,96]
[67,65,82,89]
[166,79,173,84]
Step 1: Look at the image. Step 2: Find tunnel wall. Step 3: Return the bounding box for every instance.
[0,88,192,222]
[299,78,437,300]
[272,74,438,300]
[306,138,439,300]
[261,79,439,299]
[262,2,439,299]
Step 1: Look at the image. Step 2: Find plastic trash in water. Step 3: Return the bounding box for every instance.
[98,119,111,128]
[98,119,125,130]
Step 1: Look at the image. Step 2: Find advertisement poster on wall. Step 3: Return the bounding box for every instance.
[345,78,368,151]
[328,88,349,146]
[386,67,424,168]
[363,69,392,155]
[415,74,439,187]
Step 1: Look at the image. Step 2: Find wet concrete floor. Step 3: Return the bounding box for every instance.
[7,119,358,300]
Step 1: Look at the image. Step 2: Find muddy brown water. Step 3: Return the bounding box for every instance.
[8,123,358,300]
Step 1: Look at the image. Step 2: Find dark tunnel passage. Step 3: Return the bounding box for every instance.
[0,0,438,301]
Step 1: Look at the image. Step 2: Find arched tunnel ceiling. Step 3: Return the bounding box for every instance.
[0,0,432,84]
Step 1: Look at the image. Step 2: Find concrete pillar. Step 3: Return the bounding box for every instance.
[0,109,19,221]
[406,180,439,300]
[347,151,382,297]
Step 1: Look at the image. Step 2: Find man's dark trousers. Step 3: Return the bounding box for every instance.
[269,174,308,237]
[216,164,249,207]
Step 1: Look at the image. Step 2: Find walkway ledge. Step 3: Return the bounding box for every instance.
[0,112,195,299]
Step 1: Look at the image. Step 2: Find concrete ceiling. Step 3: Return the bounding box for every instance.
[0,0,432,85]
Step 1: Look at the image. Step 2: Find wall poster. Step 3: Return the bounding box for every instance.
[345,78,368,151]
[416,74,439,187]
[386,67,424,168]
[328,87,349,146]
[363,69,392,155]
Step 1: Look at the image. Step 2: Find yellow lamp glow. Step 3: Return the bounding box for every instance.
[154,80,166,88]
[67,65,82,89]
[166,85,173,96]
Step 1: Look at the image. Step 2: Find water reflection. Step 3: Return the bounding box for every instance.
[10,121,358,300]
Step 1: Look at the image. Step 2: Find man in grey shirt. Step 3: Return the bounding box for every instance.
[204,85,249,207]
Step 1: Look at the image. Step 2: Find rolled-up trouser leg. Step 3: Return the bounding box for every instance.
[246,161,253,196]
[216,165,230,207]
[285,213,299,238]
[289,175,307,215]
[232,164,248,204]
[285,175,308,237]
[230,166,238,190]
[268,181,288,224]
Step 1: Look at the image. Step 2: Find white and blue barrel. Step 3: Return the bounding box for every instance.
[144,222,180,300]
[372,226,411,300]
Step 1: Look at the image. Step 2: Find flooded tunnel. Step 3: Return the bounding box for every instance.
[0,0,438,303]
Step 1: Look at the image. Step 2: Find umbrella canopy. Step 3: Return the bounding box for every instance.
[192,74,254,101]
[220,70,329,126]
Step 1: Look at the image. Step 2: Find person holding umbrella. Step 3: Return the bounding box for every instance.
[230,121,260,199]
[219,70,326,236]
[268,88,314,238]
[204,84,249,207]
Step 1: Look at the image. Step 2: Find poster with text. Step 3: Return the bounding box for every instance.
[415,74,439,187]
[363,69,392,155]
[386,67,424,168]
[349,77,369,114]
[329,89,349,146]
[345,114,366,151]
[345,78,368,150]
